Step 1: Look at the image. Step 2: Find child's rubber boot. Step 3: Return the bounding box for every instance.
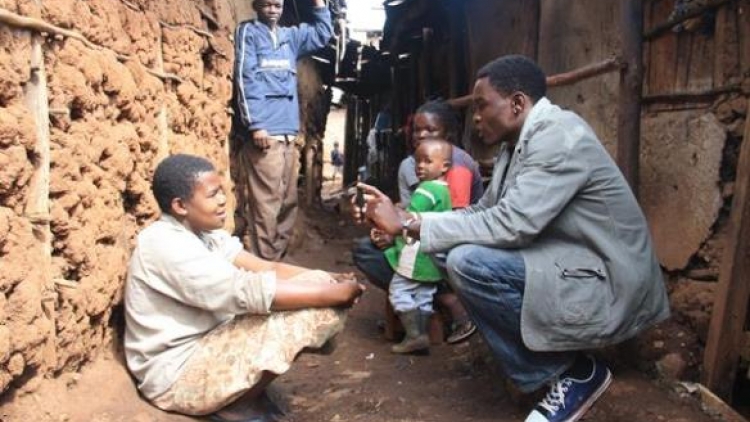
[391,309,430,354]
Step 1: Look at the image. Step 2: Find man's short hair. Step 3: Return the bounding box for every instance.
[476,55,547,102]
[152,154,215,214]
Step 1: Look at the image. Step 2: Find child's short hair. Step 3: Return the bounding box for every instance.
[152,154,215,213]
[418,138,453,165]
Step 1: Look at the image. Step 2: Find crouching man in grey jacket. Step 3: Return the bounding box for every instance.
[353,55,670,422]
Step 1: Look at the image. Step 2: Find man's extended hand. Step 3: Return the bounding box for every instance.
[252,129,271,150]
[370,228,394,249]
[350,183,405,236]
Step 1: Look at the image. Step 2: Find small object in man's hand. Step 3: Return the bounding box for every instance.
[355,186,366,214]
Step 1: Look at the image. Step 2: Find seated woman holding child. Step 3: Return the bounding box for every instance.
[353,100,484,344]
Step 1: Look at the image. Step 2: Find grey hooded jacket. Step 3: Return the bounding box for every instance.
[420,98,670,352]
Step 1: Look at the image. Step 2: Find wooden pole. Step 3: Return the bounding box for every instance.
[702,98,750,401]
[547,57,624,88]
[617,0,644,197]
[446,57,625,109]
[21,10,56,372]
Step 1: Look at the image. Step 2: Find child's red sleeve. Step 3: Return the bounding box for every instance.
[446,166,472,209]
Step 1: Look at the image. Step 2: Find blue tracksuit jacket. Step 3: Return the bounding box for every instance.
[234,7,332,137]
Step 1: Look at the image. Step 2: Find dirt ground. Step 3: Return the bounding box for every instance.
[0,195,722,422]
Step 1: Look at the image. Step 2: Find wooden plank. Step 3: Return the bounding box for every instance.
[712,0,740,87]
[702,97,750,401]
[617,0,644,195]
[686,31,714,92]
[643,0,652,91]
[696,384,749,422]
[645,0,678,95]
[739,0,750,77]
[520,0,541,61]
[674,31,692,90]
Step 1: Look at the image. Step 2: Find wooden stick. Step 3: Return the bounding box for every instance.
[119,0,141,12]
[48,108,70,115]
[143,67,184,83]
[702,97,750,401]
[546,56,624,88]
[643,0,732,40]
[198,6,220,29]
[54,279,78,289]
[0,7,105,54]
[0,8,187,84]
[209,41,229,59]
[159,20,214,39]
[642,84,741,104]
[446,94,473,109]
[446,57,624,109]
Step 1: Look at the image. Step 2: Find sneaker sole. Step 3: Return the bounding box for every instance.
[446,324,478,344]
[562,369,613,422]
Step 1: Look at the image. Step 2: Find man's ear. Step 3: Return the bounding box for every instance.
[170,197,189,217]
[512,92,530,114]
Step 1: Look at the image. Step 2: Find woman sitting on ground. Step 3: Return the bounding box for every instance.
[124,154,364,422]
[353,100,484,344]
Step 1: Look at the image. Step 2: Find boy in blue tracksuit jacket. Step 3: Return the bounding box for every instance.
[233,0,332,261]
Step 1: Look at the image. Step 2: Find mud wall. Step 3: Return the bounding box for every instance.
[0,0,237,393]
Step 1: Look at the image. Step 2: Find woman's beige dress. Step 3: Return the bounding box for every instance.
[153,271,345,415]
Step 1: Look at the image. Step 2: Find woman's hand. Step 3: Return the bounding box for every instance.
[350,183,405,236]
[331,280,366,308]
[329,271,357,284]
[272,277,365,310]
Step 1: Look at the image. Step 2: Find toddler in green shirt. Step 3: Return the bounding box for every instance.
[385,139,452,354]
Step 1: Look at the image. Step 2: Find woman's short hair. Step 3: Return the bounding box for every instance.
[152,154,215,213]
[477,55,547,102]
[415,100,460,145]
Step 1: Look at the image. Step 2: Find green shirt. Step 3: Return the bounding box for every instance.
[385,180,452,282]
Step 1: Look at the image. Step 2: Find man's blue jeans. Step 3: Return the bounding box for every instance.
[352,237,392,291]
[444,244,576,393]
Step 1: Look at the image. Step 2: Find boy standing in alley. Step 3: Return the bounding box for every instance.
[233,0,332,261]
[385,139,453,354]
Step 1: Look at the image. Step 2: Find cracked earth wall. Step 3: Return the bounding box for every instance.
[0,0,238,393]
